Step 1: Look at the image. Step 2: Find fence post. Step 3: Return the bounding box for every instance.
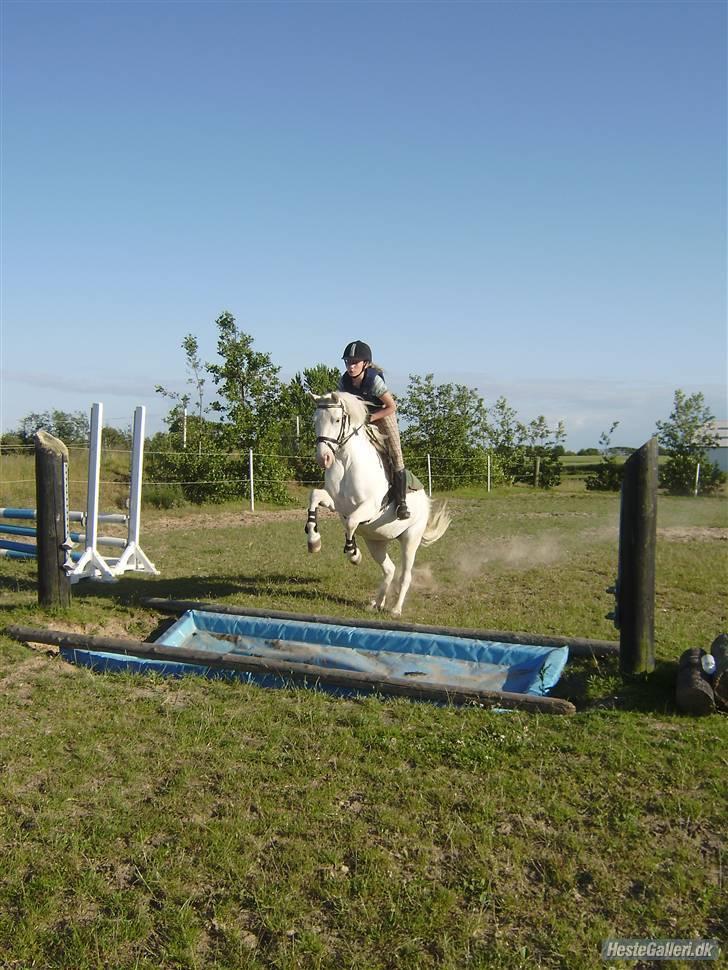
[34,431,72,608]
[533,456,541,488]
[617,437,658,674]
[694,462,701,496]
[487,453,491,493]
[249,448,255,512]
[426,454,432,497]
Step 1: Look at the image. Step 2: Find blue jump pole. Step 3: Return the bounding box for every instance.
[0,539,38,555]
[0,548,36,561]
[0,524,123,547]
[0,507,126,525]
[0,524,41,538]
[0,539,81,562]
[0,508,38,520]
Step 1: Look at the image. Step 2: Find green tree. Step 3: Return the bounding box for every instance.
[486,396,526,448]
[655,390,725,495]
[278,365,341,485]
[484,396,526,483]
[101,425,132,450]
[585,421,623,492]
[515,415,566,488]
[207,311,281,438]
[399,374,495,489]
[155,333,210,452]
[150,313,290,504]
[483,399,566,488]
[17,410,90,445]
[205,311,288,503]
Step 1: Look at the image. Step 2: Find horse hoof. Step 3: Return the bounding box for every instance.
[308,542,321,554]
[391,607,402,618]
[348,551,362,566]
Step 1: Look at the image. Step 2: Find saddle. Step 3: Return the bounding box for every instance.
[365,423,393,476]
[362,425,425,510]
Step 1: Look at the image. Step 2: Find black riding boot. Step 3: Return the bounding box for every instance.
[395,469,410,519]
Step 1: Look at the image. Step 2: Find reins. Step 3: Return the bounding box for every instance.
[315,401,366,457]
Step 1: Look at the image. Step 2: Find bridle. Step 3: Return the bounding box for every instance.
[315,401,366,457]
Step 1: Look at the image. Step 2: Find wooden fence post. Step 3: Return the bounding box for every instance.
[617,437,658,674]
[34,431,72,608]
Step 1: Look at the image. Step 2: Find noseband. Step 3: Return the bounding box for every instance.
[316,401,365,456]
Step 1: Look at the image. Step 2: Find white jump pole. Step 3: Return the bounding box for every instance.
[68,403,115,581]
[68,403,157,583]
[86,402,102,551]
[113,406,157,577]
[127,406,145,548]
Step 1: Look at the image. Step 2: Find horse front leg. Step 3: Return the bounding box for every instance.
[342,497,381,567]
[306,488,335,554]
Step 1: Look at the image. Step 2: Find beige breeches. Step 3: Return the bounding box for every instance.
[377,413,405,472]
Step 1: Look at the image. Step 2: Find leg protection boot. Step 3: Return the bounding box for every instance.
[395,469,411,519]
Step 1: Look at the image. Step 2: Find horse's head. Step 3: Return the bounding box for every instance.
[312,392,370,470]
[312,392,346,469]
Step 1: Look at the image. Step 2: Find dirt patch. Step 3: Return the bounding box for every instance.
[657,527,728,543]
[0,653,53,686]
[147,508,332,533]
[496,511,594,519]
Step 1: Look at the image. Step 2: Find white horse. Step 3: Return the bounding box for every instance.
[305,391,451,616]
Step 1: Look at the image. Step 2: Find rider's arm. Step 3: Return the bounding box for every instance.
[369,390,397,422]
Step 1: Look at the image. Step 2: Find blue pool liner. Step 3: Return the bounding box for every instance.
[60,609,569,700]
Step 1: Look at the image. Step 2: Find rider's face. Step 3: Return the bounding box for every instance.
[344,358,366,380]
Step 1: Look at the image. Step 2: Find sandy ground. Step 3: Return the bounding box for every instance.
[145,508,727,543]
[146,508,332,533]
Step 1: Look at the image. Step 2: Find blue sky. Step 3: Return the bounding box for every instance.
[1,0,725,448]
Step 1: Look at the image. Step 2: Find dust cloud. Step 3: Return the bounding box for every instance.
[454,534,564,576]
[411,563,437,590]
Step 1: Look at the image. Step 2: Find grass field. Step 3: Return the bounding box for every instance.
[0,477,726,969]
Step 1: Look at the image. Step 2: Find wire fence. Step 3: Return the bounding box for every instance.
[2,440,571,512]
[1,443,504,500]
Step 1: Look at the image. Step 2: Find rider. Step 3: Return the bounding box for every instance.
[338,340,410,520]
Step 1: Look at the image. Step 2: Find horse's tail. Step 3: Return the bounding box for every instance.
[420,500,451,546]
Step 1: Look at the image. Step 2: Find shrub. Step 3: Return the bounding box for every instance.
[585,463,623,491]
[585,422,623,492]
[142,484,187,509]
[659,455,726,496]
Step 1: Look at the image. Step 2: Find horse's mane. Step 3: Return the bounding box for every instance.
[333,392,388,450]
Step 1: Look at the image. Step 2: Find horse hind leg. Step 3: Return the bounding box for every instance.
[362,537,395,610]
[390,529,425,617]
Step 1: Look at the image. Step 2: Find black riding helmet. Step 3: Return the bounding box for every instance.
[342,340,372,363]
